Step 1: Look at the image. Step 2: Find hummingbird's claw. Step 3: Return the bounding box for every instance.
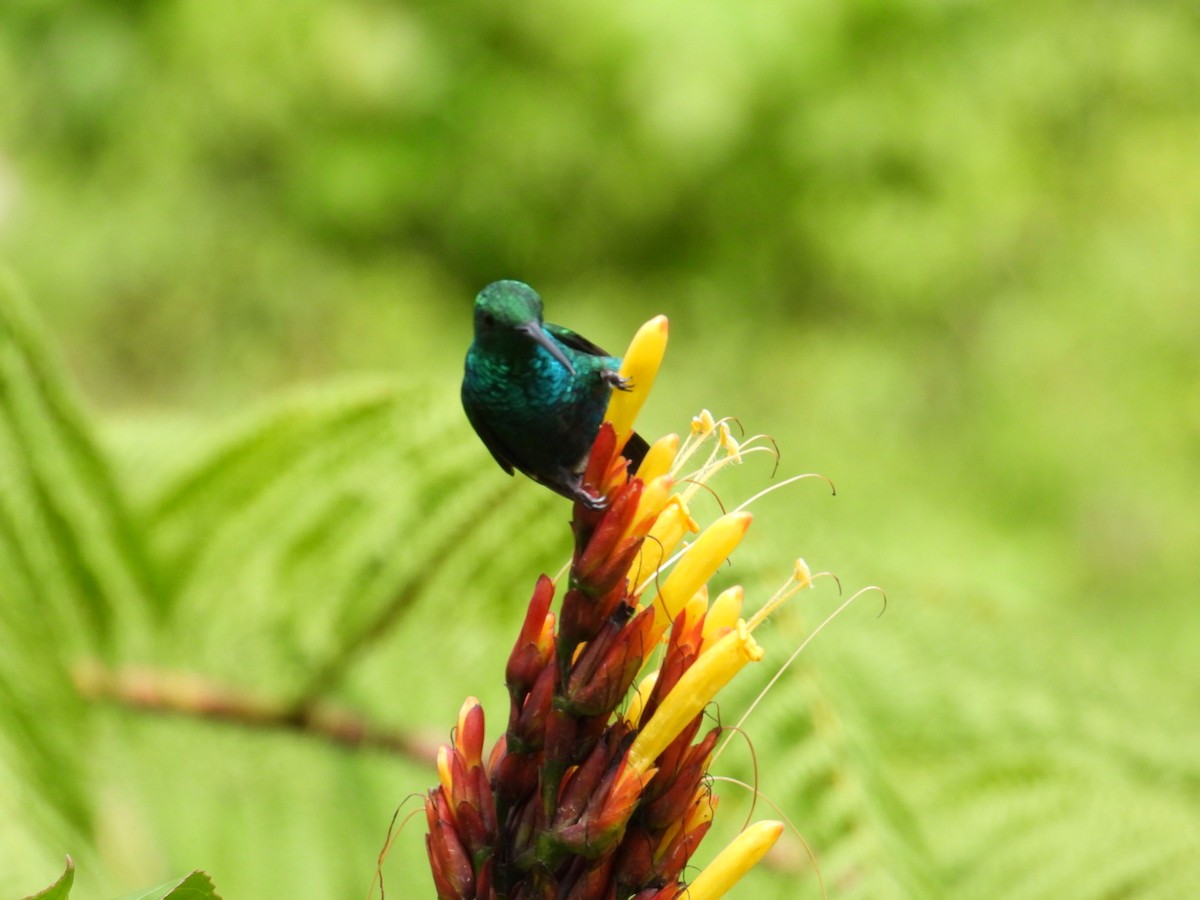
[602,370,634,392]
[541,470,609,510]
[565,477,608,510]
[574,487,608,511]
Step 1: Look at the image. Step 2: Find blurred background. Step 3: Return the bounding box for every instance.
[1,0,1198,897]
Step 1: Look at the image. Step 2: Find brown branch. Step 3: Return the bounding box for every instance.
[73,662,441,763]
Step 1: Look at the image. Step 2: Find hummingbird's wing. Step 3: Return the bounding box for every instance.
[543,323,611,359]
[546,322,652,474]
[461,388,516,476]
[622,431,650,473]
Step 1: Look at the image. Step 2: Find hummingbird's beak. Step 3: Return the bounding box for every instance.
[517,322,576,375]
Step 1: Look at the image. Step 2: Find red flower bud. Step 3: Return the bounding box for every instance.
[565,608,656,717]
[562,854,616,900]
[574,479,643,585]
[425,789,475,899]
[507,575,556,699]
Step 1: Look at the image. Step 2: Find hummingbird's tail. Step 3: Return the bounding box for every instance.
[622,431,650,475]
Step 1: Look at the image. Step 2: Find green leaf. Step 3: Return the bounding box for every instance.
[715,654,941,900]
[0,270,167,838]
[0,269,160,636]
[21,857,74,900]
[113,871,220,900]
[136,377,566,696]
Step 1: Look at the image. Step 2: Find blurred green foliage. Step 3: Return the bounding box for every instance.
[1,0,1199,897]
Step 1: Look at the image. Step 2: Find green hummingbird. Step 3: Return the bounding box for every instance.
[461,280,649,508]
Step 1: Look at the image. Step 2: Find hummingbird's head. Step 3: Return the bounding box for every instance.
[474,280,544,333]
[473,280,575,374]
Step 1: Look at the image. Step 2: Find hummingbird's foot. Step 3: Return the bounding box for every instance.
[565,474,608,510]
[538,469,609,510]
[602,370,634,392]
[572,484,608,511]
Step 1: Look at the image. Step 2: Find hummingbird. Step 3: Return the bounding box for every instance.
[462,280,650,508]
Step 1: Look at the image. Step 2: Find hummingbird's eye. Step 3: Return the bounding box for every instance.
[481,312,496,329]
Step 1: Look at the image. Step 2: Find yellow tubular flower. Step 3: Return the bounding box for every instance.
[650,512,752,630]
[683,585,710,629]
[637,433,680,484]
[604,315,669,448]
[627,475,674,537]
[631,498,698,593]
[626,621,763,775]
[622,671,658,728]
[684,821,785,900]
[700,586,744,652]
[684,786,717,833]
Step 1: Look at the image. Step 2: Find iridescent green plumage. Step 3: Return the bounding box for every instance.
[461,280,648,508]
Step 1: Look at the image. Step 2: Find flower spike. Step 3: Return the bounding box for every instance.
[427,313,826,899]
